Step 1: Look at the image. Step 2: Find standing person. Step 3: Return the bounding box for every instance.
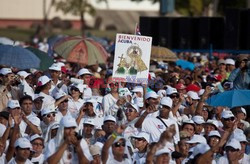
[45,116,92,164]
[228,55,250,89]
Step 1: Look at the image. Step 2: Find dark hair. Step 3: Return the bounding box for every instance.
[19,95,33,105]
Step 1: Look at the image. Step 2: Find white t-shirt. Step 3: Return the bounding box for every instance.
[217,154,250,164]
[8,158,32,164]
[44,138,93,164]
[102,93,118,115]
[39,92,55,109]
[106,157,132,164]
[31,154,45,164]
[0,153,6,164]
[133,152,147,164]
[68,98,85,117]
[141,116,180,143]
[123,118,139,141]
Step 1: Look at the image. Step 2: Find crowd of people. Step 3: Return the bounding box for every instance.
[0,42,250,164]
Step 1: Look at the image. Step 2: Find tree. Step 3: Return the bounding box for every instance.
[53,0,107,35]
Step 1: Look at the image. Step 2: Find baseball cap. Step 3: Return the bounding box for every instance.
[208,130,221,138]
[132,86,143,93]
[186,134,207,144]
[55,91,67,100]
[77,68,93,76]
[0,68,12,75]
[239,107,247,115]
[89,145,101,156]
[17,71,31,79]
[70,83,84,93]
[182,119,195,126]
[225,59,235,65]
[49,63,61,71]
[14,137,32,149]
[37,75,51,86]
[187,91,200,100]
[155,147,171,156]
[189,143,210,159]
[233,133,248,143]
[60,116,77,128]
[41,108,56,116]
[145,91,159,100]
[186,84,201,92]
[192,115,205,124]
[133,132,150,143]
[218,59,226,65]
[221,110,235,119]
[103,115,116,123]
[84,118,95,126]
[166,87,178,96]
[160,97,173,108]
[30,134,44,142]
[126,102,139,112]
[205,119,219,129]
[7,100,20,109]
[225,139,241,150]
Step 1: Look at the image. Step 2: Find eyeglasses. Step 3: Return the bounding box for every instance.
[32,142,43,147]
[125,108,135,113]
[223,117,234,121]
[170,94,179,99]
[46,113,56,118]
[114,142,126,147]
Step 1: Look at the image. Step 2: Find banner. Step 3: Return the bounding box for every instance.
[112,33,152,84]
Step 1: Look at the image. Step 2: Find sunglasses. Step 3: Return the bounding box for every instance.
[12,107,21,110]
[46,113,56,118]
[170,94,179,99]
[114,142,126,147]
[223,117,234,121]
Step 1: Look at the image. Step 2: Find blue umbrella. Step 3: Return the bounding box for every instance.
[206,89,250,108]
[176,59,195,71]
[0,45,40,69]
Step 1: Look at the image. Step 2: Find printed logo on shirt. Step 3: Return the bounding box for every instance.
[158,125,164,129]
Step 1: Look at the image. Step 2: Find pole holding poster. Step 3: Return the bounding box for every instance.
[112,33,152,84]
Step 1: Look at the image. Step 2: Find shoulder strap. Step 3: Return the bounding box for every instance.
[156,116,168,128]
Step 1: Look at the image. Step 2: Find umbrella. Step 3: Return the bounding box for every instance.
[47,35,67,56]
[53,36,108,66]
[26,47,54,71]
[0,45,40,69]
[151,46,178,61]
[206,89,250,108]
[176,59,195,71]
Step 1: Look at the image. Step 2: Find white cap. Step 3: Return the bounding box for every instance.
[186,134,207,144]
[30,134,44,142]
[187,91,200,100]
[126,103,139,112]
[225,58,235,65]
[134,97,144,108]
[70,83,84,93]
[41,108,56,116]
[60,116,77,128]
[145,91,159,99]
[49,63,61,71]
[160,97,173,108]
[166,87,178,95]
[84,118,95,126]
[77,68,93,76]
[208,130,221,138]
[7,100,20,109]
[0,68,12,75]
[182,119,195,126]
[103,115,116,123]
[119,88,132,97]
[221,110,234,119]
[155,147,171,156]
[55,91,67,100]
[157,90,166,98]
[233,133,248,143]
[17,71,31,79]
[198,89,205,96]
[225,139,241,150]
[56,62,65,67]
[37,75,51,86]
[132,86,143,93]
[190,143,210,159]
[240,107,247,115]
[133,132,150,143]
[192,115,205,124]
[14,137,32,149]
[205,119,219,129]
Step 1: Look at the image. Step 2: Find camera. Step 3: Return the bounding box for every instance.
[75,132,83,140]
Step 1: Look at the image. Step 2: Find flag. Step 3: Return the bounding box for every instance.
[135,23,141,35]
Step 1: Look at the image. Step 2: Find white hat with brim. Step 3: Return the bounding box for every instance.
[0,68,12,75]
[49,63,61,71]
[192,115,205,124]
[126,102,139,113]
[208,130,221,138]
[37,75,51,86]
[17,71,31,79]
[103,115,116,123]
[189,143,210,159]
[145,91,159,100]
[132,86,143,93]
[133,132,150,143]
[77,68,93,76]
[225,139,241,150]
[160,97,173,108]
[41,108,56,116]
[30,134,44,142]
[84,118,96,126]
[60,116,77,128]
[221,110,235,119]
[15,137,32,149]
[186,134,207,144]
[187,91,200,100]
[7,100,20,109]
[155,147,171,156]
[55,91,67,100]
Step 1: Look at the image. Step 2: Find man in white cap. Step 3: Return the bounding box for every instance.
[8,137,33,164]
[225,58,235,77]
[192,115,205,135]
[45,116,92,163]
[97,115,117,143]
[136,97,179,143]
[41,107,57,137]
[221,110,236,133]
[54,92,73,121]
[17,71,34,99]
[81,118,96,146]
[77,68,93,99]
[30,134,45,163]
[0,68,19,111]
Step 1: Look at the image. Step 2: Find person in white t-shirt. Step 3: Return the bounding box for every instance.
[30,134,45,164]
[45,116,92,164]
[76,68,93,99]
[8,137,33,164]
